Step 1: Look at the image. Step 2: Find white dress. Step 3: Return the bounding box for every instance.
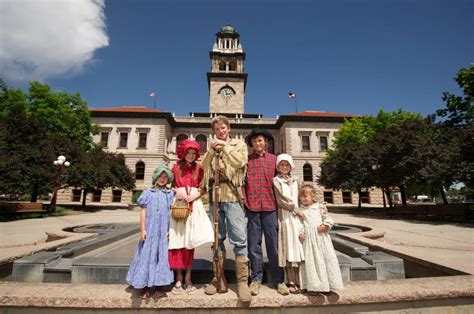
[299,203,344,292]
[274,175,305,266]
[168,187,214,250]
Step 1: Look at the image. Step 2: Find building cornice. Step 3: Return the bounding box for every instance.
[174,121,279,130]
[275,114,356,128]
[90,109,358,130]
[91,111,176,127]
[206,72,248,90]
[209,51,246,59]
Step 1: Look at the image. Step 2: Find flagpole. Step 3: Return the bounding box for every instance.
[149,91,157,109]
[288,92,298,113]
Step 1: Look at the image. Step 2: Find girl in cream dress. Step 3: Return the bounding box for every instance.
[273,154,305,293]
[297,184,343,293]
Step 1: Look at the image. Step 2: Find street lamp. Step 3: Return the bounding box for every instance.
[372,164,387,209]
[51,155,71,211]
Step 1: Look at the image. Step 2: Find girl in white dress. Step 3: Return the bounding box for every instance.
[297,184,343,293]
[273,154,305,293]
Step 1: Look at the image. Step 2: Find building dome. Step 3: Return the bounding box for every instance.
[220,25,235,33]
[216,25,239,38]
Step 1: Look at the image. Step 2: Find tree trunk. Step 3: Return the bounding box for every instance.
[400,185,407,206]
[82,189,87,208]
[384,186,393,208]
[358,191,362,208]
[381,187,386,208]
[30,182,39,202]
[440,186,448,204]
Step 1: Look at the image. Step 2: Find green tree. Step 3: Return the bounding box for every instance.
[66,146,135,207]
[333,109,422,150]
[324,109,424,207]
[368,118,456,205]
[436,65,474,190]
[319,142,377,208]
[460,185,474,201]
[26,82,99,148]
[457,125,474,188]
[0,82,91,202]
[436,65,473,127]
[0,102,82,201]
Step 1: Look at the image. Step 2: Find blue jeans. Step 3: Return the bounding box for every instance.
[209,201,248,256]
[247,210,284,286]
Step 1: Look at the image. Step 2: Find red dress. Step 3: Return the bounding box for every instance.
[168,162,204,269]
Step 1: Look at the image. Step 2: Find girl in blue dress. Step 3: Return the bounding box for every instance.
[126,165,175,298]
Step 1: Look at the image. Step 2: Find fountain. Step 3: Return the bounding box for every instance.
[6,223,406,284]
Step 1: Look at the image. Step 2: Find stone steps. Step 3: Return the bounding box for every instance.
[9,223,406,284]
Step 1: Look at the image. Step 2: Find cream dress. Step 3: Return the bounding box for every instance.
[273,175,305,267]
[299,203,343,292]
[168,187,214,250]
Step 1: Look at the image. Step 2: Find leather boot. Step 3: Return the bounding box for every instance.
[235,255,252,303]
[204,251,226,295]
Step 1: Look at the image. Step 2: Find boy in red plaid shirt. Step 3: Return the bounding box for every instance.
[245,128,289,296]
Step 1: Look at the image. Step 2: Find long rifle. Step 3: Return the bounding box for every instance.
[213,150,228,293]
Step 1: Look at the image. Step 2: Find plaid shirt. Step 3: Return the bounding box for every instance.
[245,151,277,212]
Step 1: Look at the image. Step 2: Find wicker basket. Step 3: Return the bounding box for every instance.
[171,200,189,221]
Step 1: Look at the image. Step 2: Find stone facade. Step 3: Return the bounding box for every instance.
[57,25,383,206]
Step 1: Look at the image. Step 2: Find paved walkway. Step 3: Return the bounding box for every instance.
[0,210,138,263]
[1,209,473,274]
[331,213,474,274]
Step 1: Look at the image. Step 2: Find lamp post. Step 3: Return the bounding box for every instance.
[51,155,71,212]
[372,164,387,210]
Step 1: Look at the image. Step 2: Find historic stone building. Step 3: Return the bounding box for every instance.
[57,25,383,206]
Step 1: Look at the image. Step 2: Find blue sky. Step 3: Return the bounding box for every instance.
[2,0,473,118]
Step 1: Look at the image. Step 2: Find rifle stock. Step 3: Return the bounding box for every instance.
[213,150,228,293]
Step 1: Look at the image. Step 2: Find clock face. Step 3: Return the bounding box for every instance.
[220,87,234,100]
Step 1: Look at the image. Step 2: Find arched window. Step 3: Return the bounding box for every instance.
[303,164,313,182]
[135,161,145,180]
[176,134,188,148]
[267,137,275,154]
[219,61,226,71]
[195,134,207,155]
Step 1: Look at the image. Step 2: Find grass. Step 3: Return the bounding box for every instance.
[22,205,70,219]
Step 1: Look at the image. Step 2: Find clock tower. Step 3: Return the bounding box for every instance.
[207,25,247,114]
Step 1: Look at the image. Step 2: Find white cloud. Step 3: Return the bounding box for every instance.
[0,0,109,82]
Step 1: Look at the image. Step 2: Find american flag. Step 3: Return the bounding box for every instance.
[288,92,296,98]
[149,92,156,97]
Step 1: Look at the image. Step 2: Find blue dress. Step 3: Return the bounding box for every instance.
[126,188,174,289]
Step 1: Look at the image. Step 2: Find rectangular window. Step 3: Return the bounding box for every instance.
[92,190,102,202]
[112,190,122,203]
[135,162,145,180]
[138,132,147,148]
[323,191,334,204]
[302,135,310,151]
[100,132,109,147]
[342,191,352,204]
[320,136,328,152]
[72,189,82,202]
[119,132,128,148]
[360,191,370,204]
